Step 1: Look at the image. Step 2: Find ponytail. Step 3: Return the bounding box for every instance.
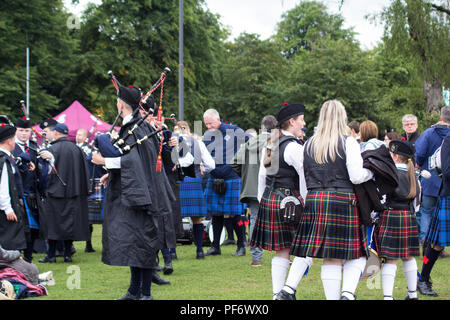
[406,158,417,199]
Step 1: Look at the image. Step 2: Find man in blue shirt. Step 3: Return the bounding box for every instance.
[203,109,249,257]
[415,106,450,258]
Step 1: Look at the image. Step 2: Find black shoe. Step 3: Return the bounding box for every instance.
[232,247,246,256]
[23,257,33,264]
[340,291,356,300]
[417,279,438,296]
[154,264,163,272]
[404,293,418,300]
[276,289,296,300]
[163,262,173,275]
[64,256,72,263]
[205,247,221,256]
[152,271,170,285]
[139,295,154,300]
[116,291,140,300]
[39,256,56,263]
[85,242,96,253]
[222,239,235,246]
[196,251,205,259]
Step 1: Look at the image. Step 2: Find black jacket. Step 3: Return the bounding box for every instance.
[354,146,399,226]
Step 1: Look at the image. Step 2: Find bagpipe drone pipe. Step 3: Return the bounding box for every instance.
[93,67,170,161]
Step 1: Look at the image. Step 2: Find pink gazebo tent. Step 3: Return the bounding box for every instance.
[32,101,120,142]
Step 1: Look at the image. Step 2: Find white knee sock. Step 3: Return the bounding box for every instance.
[271,257,290,298]
[283,257,313,294]
[381,263,397,300]
[341,257,366,300]
[402,259,418,299]
[321,264,342,300]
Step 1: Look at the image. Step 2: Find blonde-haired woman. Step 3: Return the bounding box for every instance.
[290,100,374,300]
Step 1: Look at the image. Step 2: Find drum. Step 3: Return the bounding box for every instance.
[88,178,105,224]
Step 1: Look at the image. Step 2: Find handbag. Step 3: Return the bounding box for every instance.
[212,178,226,195]
[275,188,303,224]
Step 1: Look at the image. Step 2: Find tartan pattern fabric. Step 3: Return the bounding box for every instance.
[205,178,244,215]
[290,191,366,260]
[374,209,420,259]
[250,187,302,251]
[426,195,450,247]
[179,176,207,217]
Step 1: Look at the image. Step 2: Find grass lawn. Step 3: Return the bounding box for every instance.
[31,224,450,300]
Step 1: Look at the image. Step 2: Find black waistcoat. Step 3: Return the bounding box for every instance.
[303,137,353,190]
[386,169,418,210]
[265,136,300,190]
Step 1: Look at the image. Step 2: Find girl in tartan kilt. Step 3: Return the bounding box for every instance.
[249,102,312,300]
[290,100,374,300]
[375,139,420,300]
[175,121,215,259]
[419,132,450,297]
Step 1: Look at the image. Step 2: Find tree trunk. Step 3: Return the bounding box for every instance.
[424,75,443,115]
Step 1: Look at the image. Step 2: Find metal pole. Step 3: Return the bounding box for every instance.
[179,0,184,121]
[26,47,30,117]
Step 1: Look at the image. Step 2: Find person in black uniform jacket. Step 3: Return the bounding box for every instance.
[13,117,42,263]
[38,123,90,263]
[0,124,27,251]
[92,85,172,300]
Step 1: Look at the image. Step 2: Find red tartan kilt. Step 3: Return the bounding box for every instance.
[249,187,302,251]
[290,191,366,260]
[374,209,420,259]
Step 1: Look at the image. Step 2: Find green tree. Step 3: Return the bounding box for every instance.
[274,0,354,58]
[66,0,227,125]
[213,33,287,130]
[380,0,450,115]
[0,0,79,123]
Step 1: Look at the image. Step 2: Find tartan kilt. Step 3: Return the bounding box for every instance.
[374,209,420,259]
[290,191,366,260]
[426,195,450,247]
[249,187,302,251]
[179,176,207,217]
[205,177,244,216]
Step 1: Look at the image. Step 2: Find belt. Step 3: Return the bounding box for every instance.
[308,187,354,193]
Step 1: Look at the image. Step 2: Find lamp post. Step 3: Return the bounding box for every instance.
[178,0,184,121]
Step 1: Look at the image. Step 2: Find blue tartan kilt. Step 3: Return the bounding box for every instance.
[179,177,207,217]
[205,177,244,216]
[426,195,450,247]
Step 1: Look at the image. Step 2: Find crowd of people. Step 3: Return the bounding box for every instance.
[0,82,449,300]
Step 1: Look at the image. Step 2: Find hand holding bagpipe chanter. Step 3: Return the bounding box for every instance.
[93,67,171,164]
[18,100,67,187]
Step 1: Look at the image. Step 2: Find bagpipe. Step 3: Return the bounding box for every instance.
[94,67,171,172]
[17,100,67,187]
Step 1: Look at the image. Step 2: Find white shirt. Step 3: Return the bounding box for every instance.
[0,148,15,214]
[257,130,307,202]
[178,138,215,174]
[345,136,374,184]
[104,113,133,169]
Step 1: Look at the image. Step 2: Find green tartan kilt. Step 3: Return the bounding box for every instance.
[249,187,302,251]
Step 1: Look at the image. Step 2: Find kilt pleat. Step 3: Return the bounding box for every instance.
[179,177,206,217]
[290,191,365,260]
[374,209,420,259]
[250,187,302,251]
[426,195,450,247]
[205,178,244,215]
